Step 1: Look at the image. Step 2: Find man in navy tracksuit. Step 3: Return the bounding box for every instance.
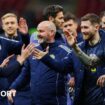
[62,12,83,105]
[9,21,71,105]
[0,42,33,105]
[43,7,82,105]
[0,13,29,103]
[1,13,30,105]
[33,14,105,105]
[0,35,22,105]
[0,13,31,105]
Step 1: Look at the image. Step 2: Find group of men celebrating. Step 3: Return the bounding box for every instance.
[0,4,105,105]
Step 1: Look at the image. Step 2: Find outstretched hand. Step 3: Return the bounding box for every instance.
[64,30,76,47]
[33,46,49,59]
[21,43,35,58]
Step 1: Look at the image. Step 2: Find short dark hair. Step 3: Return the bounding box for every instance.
[43,5,63,20]
[64,12,77,23]
[100,11,105,19]
[81,13,100,25]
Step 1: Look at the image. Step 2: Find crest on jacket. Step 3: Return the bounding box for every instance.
[50,54,55,59]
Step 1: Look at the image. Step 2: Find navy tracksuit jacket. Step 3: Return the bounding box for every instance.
[39,30,105,105]
[1,33,31,105]
[10,41,71,105]
[78,30,105,105]
[0,60,22,77]
[8,56,31,105]
[0,36,22,105]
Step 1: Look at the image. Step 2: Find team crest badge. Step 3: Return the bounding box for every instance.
[50,54,55,59]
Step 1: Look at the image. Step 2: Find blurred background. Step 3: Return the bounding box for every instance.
[0,0,105,33]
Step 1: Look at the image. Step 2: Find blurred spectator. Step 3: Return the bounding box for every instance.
[100,11,105,30]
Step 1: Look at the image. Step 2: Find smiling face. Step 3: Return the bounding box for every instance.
[37,21,56,44]
[81,20,97,41]
[2,16,18,36]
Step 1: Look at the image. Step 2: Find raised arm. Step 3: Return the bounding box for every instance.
[64,30,100,67]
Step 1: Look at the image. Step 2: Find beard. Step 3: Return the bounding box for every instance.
[38,38,48,50]
[37,34,49,50]
[83,32,94,41]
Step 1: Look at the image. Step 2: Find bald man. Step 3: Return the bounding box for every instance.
[8,21,71,105]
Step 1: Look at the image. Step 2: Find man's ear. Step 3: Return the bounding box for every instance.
[95,24,100,30]
[49,16,54,22]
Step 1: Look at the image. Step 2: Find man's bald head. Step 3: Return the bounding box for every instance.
[37,21,56,33]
